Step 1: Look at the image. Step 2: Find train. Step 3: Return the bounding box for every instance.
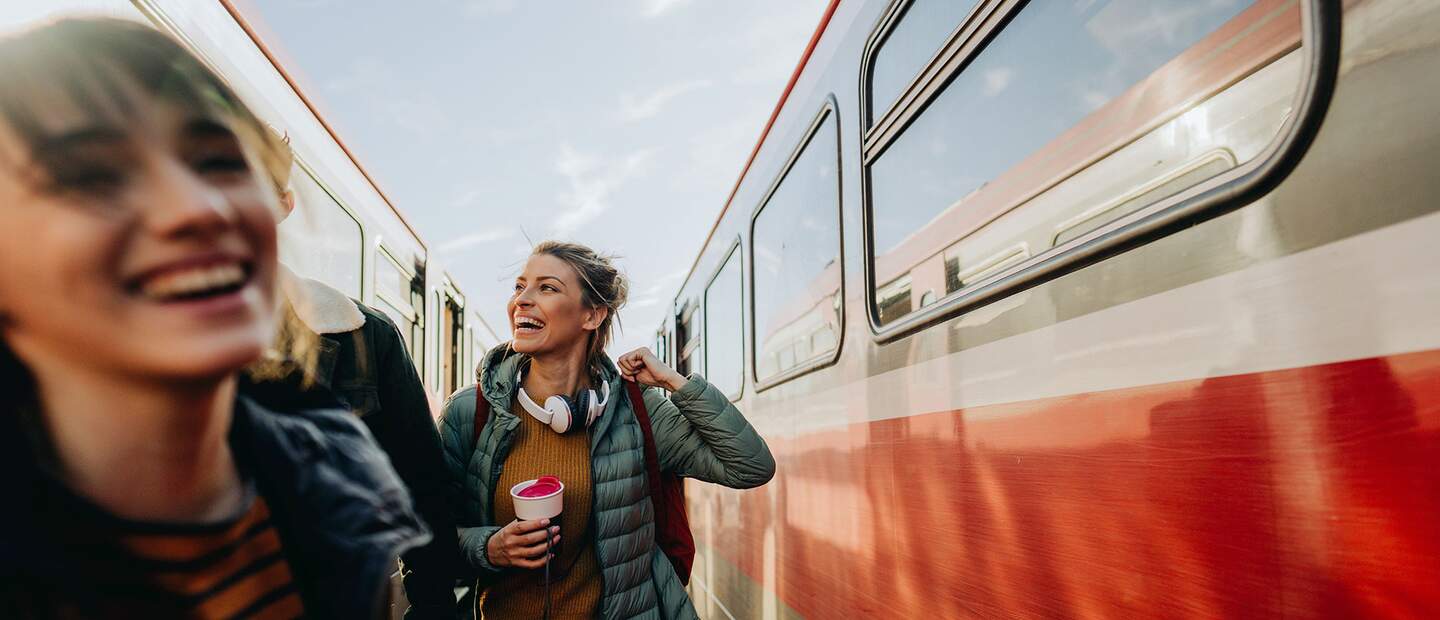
[654,0,1440,617]
[2,0,501,413]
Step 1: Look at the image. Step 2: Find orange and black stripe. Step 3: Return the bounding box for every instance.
[86,497,305,619]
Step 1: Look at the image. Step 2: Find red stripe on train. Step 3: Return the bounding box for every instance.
[690,349,1440,618]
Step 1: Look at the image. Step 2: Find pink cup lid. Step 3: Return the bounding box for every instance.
[517,475,562,498]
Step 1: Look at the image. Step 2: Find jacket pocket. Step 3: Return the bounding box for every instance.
[337,384,381,418]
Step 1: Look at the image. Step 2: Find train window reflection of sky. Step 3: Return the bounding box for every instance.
[868,0,980,122]
[245,0,829,354]
[869,0,1254,257]
[752,112,841,382]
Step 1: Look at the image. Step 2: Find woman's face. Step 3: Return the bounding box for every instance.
[0,96,279,382]
[508,254,604,358]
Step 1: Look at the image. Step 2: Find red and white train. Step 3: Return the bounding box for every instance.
[655,0,1440,617]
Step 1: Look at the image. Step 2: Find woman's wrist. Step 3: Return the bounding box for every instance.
[662,371,689,392]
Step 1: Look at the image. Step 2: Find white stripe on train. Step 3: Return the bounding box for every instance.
[780,208,1440,435]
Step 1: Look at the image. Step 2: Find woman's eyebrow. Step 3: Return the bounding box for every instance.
[34,126,126,158]
[182,118,238,140]
[536,276,566,287]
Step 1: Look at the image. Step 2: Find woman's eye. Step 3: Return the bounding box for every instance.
[50,166,126,196]
[193,155,250,178]
[541,285,558,293]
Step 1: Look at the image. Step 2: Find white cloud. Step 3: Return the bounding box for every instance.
[437,228,515,254]
[619,79,713,123]
[639,0,693,19]
[983,67,1014,97]
[449,185,485,208]
[551,144,656,237]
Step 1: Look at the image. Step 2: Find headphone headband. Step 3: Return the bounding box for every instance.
[515,367,609,434]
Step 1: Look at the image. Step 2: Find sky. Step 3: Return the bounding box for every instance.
[243,0,831,356]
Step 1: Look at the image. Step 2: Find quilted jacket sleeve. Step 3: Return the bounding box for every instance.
[644,374,776,489]
[438,390,504,576]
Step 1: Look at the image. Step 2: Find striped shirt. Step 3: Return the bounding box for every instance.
[80,495,305,619]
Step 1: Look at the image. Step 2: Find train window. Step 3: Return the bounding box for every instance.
[676,302,701,378]
[750,108,842,386]
[704,245,744,400]
[868,0,979,124]
[280,169,364,298]
[865,0,1303,329]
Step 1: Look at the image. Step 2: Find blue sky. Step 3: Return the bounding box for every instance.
[245,0,830,354]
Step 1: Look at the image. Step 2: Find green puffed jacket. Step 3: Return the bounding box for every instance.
[439,345,775,619]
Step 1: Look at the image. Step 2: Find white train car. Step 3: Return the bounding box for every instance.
[657,0,1440,617]
[1,0,501,408]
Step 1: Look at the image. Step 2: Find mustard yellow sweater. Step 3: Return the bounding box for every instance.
[481,404,600,619]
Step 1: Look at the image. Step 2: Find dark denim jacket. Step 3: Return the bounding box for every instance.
[0,390,430,619]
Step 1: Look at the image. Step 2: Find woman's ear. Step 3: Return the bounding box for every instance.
[583,306,609,331]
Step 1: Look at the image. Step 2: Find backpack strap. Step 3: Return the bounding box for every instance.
[626,381,664,522]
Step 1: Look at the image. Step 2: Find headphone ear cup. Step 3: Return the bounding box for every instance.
[544,395,572,433]
[574,391,591,429]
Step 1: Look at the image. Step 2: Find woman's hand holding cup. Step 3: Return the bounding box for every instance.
[487,519,560,569]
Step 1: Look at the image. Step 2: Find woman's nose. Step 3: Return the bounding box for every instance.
[139,157,238,239]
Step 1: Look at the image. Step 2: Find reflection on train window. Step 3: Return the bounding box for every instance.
[752,111,842,383]
[375,248,425,370]
[705,247,744,399]
[868,0,978,123]
[279,169,363,298]
[866,0,1301,327]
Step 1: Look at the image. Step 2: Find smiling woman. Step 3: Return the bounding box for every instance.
[0,18,426,617]
[440,240,774,619]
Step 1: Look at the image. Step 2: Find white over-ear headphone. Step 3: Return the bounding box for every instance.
[516,369,610,434]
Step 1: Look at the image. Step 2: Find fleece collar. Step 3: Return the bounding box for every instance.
[279,265,365,335]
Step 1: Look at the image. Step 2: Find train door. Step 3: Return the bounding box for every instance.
[440,281,466,397]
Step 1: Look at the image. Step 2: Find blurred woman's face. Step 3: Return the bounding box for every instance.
[0,95,279,382]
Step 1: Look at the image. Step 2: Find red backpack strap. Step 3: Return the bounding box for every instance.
[471,385,490,448]
[626,380,696,584]
[626,381,665,516]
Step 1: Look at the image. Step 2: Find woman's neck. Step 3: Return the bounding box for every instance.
[524,346,593,403]
[29,363,244,523]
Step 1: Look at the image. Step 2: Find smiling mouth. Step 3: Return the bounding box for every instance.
[514,317,546,335]
[134,261,253,302]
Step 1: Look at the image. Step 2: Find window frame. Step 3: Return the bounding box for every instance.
[293,159,367,299]
[374,245,418,324]
[747,100,847,392]
[703,238,746,402]
[857,0,1342,343]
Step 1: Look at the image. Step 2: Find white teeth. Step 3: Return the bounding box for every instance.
[515,317,545,330]
[141,263,246,300]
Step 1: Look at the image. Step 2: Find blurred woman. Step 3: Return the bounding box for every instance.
[0,18,426,617]
[440,241,775,619]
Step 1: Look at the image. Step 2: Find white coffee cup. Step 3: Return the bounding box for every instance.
[510,476,564,521]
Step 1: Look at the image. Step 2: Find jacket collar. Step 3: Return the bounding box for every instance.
[279,265,365,335]
[478,344,627,446]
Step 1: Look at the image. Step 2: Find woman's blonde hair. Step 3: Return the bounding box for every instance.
[245,129,322,387]
[531,241,628,372]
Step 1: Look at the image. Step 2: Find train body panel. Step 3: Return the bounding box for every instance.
[661,0,1440,616]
